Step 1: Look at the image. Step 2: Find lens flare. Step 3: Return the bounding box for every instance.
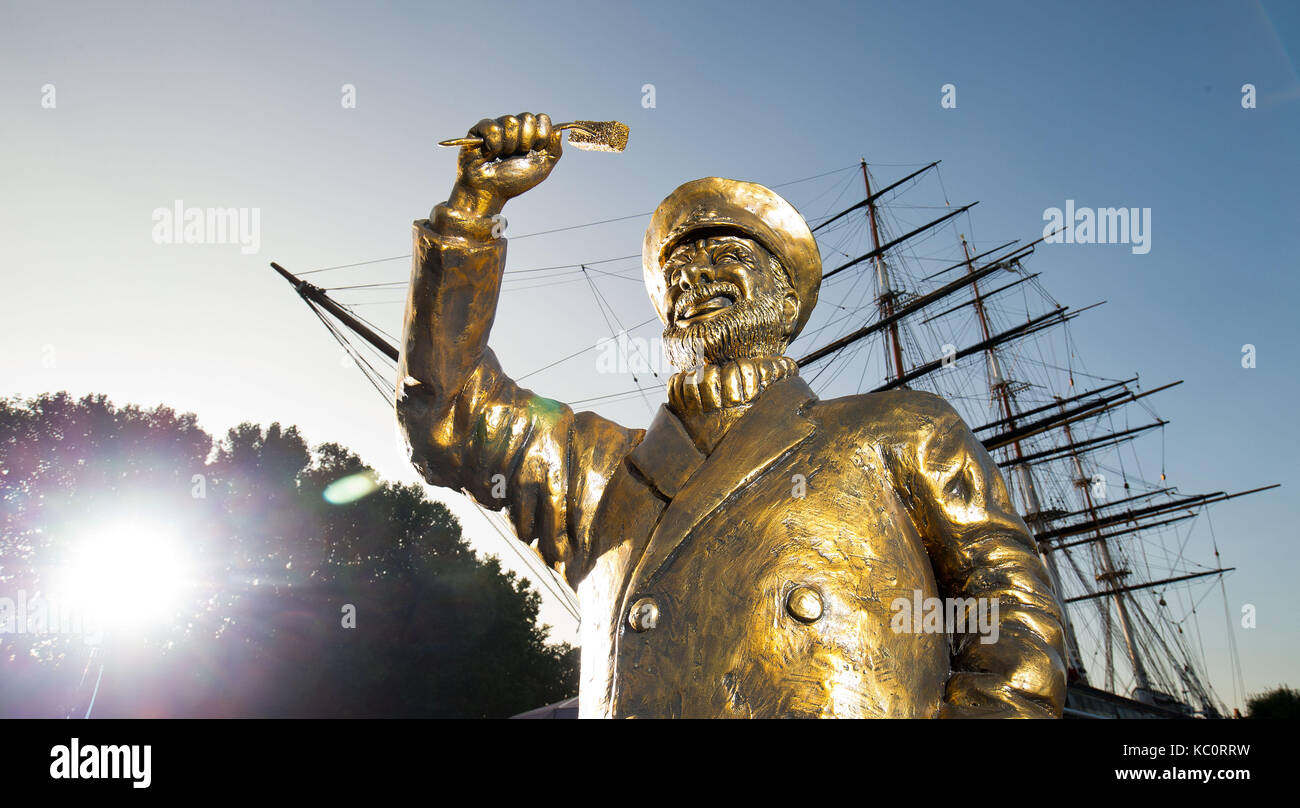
[51,519,191,633]
[322,470,380,505]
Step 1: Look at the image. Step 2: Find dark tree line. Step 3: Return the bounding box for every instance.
[1247,686,1300,719]
[0,392,577,718]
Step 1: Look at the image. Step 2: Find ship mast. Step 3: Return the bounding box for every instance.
[862,160,905,382]
[1057,404,1153,695]
[958,235,1088,681]
[271,262,398,361]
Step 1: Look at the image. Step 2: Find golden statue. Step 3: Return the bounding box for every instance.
[397,113,1067,718]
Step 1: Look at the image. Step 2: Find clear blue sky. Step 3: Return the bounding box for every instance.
[2,0,1296,709]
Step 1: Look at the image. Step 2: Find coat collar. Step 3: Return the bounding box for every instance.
[627,405,704,500]
[625,374,819,587]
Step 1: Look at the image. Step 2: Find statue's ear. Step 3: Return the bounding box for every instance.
[769,252,800,337]
[782,290,800,336]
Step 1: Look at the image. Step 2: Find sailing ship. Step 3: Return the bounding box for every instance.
[271,159,1274,719]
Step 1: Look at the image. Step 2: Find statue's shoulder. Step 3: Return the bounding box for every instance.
[809,387,964,438]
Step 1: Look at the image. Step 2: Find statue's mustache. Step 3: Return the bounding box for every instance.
[672,281,743,322]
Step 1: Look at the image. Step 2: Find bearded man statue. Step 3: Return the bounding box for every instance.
[396,112,1067,718]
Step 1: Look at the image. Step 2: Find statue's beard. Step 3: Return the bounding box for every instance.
[662,283,789,370]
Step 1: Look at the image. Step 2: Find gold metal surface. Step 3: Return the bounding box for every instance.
[439,120,628,152]
[397,112,1068,718]
[786,586,824,623]
[628,597,660,632]
[563,120,629,152]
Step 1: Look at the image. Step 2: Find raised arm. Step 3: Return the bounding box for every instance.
[886,390,1068,718]
[395,113,642,589]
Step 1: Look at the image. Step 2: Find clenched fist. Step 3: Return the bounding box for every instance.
[447,112,563,218]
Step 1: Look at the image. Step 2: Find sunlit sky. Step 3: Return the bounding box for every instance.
[3,0,1298,710]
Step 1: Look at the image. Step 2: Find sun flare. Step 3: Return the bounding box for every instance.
[51,519,191,633]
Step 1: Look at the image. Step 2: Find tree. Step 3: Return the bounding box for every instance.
[0,392,577,717]
[1246,686,1300,719]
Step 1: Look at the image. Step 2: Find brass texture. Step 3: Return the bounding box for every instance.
[628,597,660,632]
[786,586,824,624]
[439,120,628,152]
[563,120,629,152]
[397,114,1067,718]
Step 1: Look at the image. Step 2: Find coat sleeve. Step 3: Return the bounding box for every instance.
[888,390,1068,718]
[395,205,643,589]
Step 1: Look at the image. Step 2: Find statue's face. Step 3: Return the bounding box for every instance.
[660,235,798,370]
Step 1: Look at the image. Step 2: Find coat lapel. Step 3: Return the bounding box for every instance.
[630,375,819,588]
[626,405,706,500]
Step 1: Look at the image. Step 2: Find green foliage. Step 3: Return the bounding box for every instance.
[0,392,577,717]
[1246,686,1300,719]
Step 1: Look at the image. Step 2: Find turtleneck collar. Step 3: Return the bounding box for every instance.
[667,355,800,415]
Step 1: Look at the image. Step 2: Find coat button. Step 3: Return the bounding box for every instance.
[786,586,823,623]
[628,597,660,632]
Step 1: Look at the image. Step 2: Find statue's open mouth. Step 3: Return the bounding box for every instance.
[678,293,736,324]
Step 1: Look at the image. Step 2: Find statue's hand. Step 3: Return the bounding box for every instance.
[448,112,562,218]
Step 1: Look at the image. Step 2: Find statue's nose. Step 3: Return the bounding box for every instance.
[677,261,713,290]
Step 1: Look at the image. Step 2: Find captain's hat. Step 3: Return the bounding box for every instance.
[642,177,822,339]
